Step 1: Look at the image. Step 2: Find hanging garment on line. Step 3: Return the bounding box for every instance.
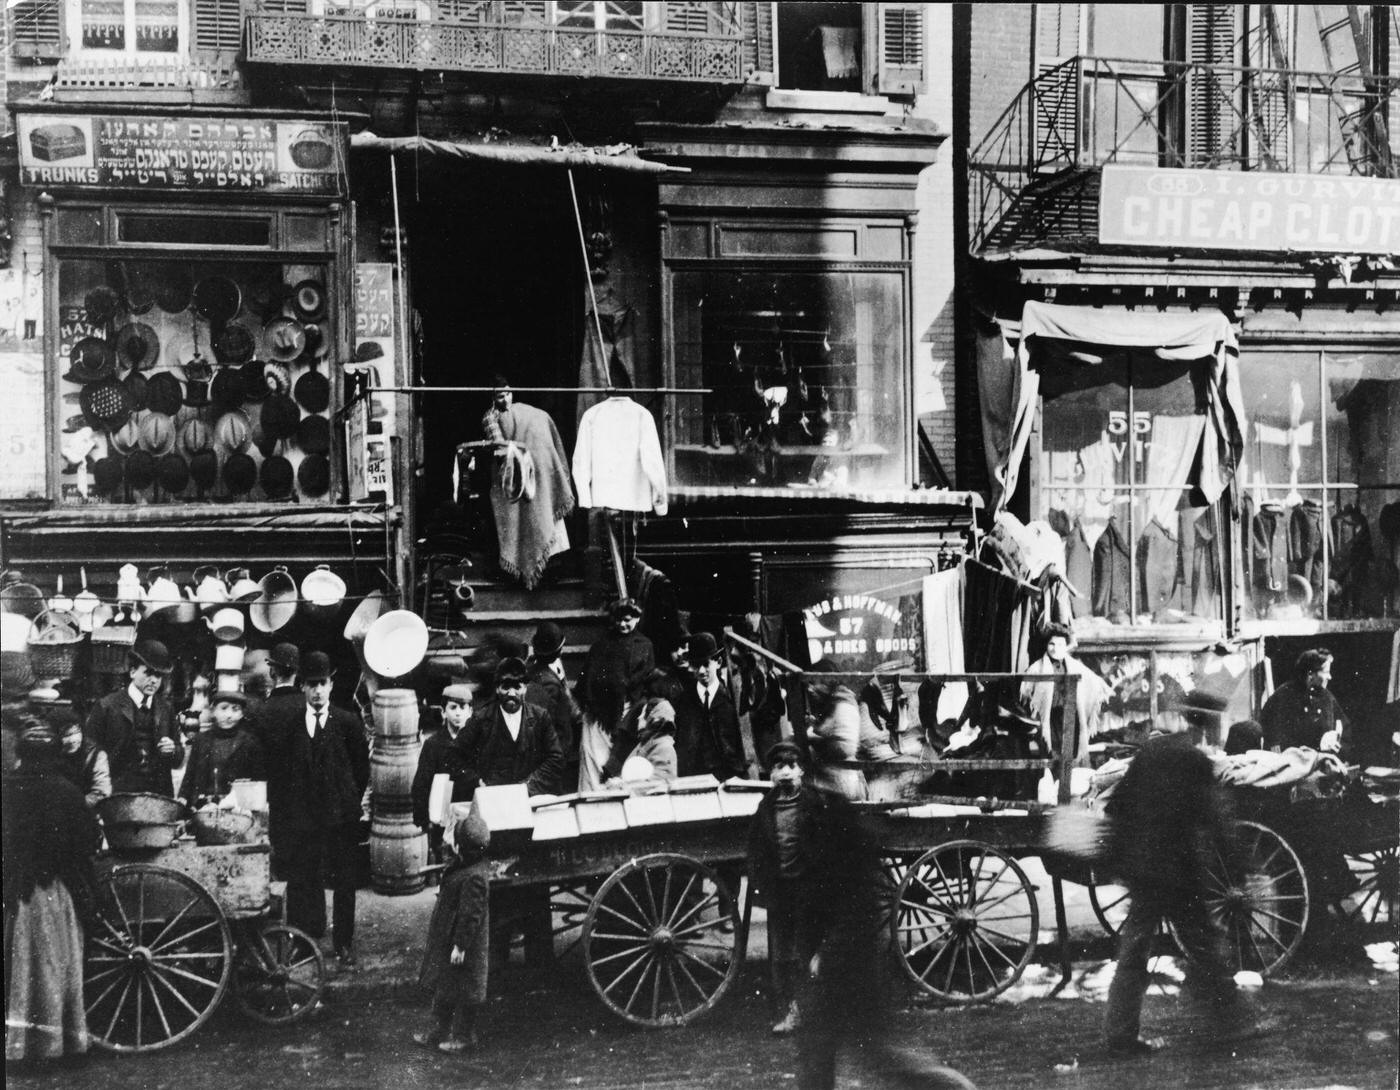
[1092,518,1131,619]
[576,291,637,424]
[484,402,574,590]
[573,396,668,515]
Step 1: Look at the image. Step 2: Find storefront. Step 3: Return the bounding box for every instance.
[972,165,1400,757]
[0,104,391,702]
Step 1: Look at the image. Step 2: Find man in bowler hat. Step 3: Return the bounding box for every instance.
[675,632,747,781]
[525,622,583,789]
[260,651,369,967]
[85,639,184,795]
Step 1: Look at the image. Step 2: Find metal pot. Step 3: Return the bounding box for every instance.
[105,821,181,852]
[214,640,245,671]
[363,609,429,680]
[227,568,261,604]
[249,566,298,634]
[209,608,245,643]
[300,564,346,622]
[97,792,188,826]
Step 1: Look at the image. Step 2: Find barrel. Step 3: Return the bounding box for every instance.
[370,812,427,895]
[370,689,421,816]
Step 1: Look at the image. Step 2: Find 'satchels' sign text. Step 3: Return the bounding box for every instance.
[1099,166,1400,254]
[15,113,344,194]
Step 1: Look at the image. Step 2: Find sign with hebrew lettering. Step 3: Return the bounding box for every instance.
[1099,166,1400,255]
[15,112,345,195]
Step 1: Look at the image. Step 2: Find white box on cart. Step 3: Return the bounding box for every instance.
[531,794,581,840]
[622,788,675,826]
[574,791,629,835]
[668,774,723,822]
[719,779,770,818]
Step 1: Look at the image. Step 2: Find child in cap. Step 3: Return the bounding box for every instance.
[178,690,266,809]
[411,683,474,866]
[416,811,492,1054]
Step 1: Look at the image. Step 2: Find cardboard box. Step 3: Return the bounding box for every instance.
[622,789,675,827]
[719,779,770,818]
[531,795,581,841]
[574,791,629,835]
[668,774,723,822]
[469,783,534,852]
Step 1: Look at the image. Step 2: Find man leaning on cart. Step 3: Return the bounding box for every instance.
[85,639,183,796]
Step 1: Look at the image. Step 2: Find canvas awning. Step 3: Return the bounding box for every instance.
[980,302,1245,512]
[349,132,687,175]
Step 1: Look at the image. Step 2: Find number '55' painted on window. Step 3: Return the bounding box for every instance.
[1107,411,1152,436]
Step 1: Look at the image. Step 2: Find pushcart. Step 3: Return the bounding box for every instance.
[84,837,326,1052]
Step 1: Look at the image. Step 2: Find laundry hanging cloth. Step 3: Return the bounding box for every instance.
[980,303,1246,513]
[486,402,575,589]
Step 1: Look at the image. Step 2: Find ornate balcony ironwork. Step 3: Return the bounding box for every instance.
[245,2,745,83]
[970,56,1399,254]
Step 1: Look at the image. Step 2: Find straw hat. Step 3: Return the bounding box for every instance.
[110,415,143,455]
[265,318,306,363]
[292,280,327,322]
[215,410,252,454]
[138,411,177,456]
[115,322,160,371]
[180,416,213,457]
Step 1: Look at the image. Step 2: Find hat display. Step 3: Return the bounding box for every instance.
[154,267,194,315]
[138,411,177,456]
[193,276,242,324]
[122,263,157,315]
[182,355,213,409]
[354,341,385,363]
[363,610,428,679]
[179,416,212,457]
[246,273,293,321]
[301,322,329,360]
[685,631,719,666]
[213,323,256,365]
[212,366,250,414]
[189,448,219,494]
[122,368,150,412]
[80,377,135,431]
[300,650,335,683]
[125,449,157,491]
[223,451,257,497]
[92,455,125,496]
[531,621,565,662]
[66,337,117,384]
[269,641,301,671]
[265,318,306,363]
[84,285,122,328]
[296,413,330,455]
[146,371,184,417]
[242,360,272,403]
[294,363,330,414]
[109,415,143,455]
[132,638,174,674]
[441,683,473,706]
[214,410,252,454]
[1380,502,1400,544]
[260,454,294,499]
[296,453,330,497]
[292,279,327,322]
[115,322,160,371]
[156,452,189,494]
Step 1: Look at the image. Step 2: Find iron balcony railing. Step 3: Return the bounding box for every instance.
[970,55,1399,254]
[245,1,745,82]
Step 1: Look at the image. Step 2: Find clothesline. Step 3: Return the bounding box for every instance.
[365,386,710,395]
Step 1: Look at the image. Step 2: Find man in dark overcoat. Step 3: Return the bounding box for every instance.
[260,651,369,967]
[452,658,564,797]
[84,639,184,796]
[525,622,583,790]
[674,632,747,781]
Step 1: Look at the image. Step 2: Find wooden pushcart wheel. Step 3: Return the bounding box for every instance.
[892,840,1039,1002]
[1087,872,1132,936]
[85,864,233,1052]
[232,923,324,1024]
[1184,819,1310,977]
[1342,845,1397,927]
[582,853,740,1027]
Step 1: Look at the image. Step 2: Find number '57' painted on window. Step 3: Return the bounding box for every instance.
[1107,411,1152,436]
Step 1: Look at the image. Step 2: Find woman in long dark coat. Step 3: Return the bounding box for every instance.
[3,717,102,1062]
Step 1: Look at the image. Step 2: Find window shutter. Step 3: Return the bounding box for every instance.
[663,2,710,35]
[739,1,773,85]
[257,0,309,13]
[1032,5,1082,172]
[192,0,246,57]
[1186,4,1238,167]
[876,2,925,96]
[8,0,65,59]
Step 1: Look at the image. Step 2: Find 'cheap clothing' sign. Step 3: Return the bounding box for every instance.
[1099,166,1400,254]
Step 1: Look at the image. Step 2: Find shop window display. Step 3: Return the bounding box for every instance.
[56,258,335,507]
[1239,352,1400,622]
[671,269,906,489]
[1037,353,1225,632]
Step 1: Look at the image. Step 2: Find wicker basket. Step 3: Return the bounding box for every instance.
[91,623,138,674]
[26,609,84,680]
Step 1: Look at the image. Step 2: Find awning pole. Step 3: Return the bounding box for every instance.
[567,168,611,382]
[389,154,411,605]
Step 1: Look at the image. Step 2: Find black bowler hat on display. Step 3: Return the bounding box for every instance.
[260,455,294,499]
[222,451,257,497]
[84,285,122,328]
[146,372,184,417]
[261,392,300,444]
[156,452,189,495]
[189,448,219,493]
[123,369,149,411]
[193,276,242,325]
[210,364,246,411]
[125,449,157,492]
[92,455,125,496]
[242,360,272,403]
[297,453,330,497]
[65,337,117,384]
[294,363,330,414]
[214,323,256,366]
[115,322,161,371]
[80,378,134,431]
[296,413,330,455]
[154,267,194,315]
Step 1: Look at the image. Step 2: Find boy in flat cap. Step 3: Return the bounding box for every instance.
[413,683,475,864]
[178,689,265,809]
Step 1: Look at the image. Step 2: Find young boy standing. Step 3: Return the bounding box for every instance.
[178,690,265,808]
[412,683,474,863]
[416,811,491,1054]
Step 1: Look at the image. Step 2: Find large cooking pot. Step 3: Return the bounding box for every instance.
[250,566,298,634]
[300,565,346,623]
[97,792,189,826]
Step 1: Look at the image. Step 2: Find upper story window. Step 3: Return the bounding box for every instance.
[70,0,186,58]
[766,2,926,100]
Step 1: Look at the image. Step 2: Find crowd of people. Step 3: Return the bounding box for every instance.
[1,613,1375,1080]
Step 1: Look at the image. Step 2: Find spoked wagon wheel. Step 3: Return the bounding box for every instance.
[1184,819,1309,977]
[892,841,1039,1002]
[1087,872,1131,936]
[85,864,233,1052]
[1342,845,1398,927]
[232,924,324,1024]
[582,853,741,1027]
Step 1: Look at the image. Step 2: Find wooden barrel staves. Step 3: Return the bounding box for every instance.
[370,689,427,894]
